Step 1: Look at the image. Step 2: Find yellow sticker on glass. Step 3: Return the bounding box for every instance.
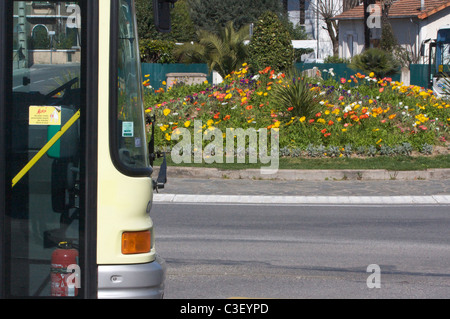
[29,106,61,125]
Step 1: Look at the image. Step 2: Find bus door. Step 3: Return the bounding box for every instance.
[0,0,98,298]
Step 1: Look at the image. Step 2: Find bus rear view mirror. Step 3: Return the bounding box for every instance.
[153,0,177,33]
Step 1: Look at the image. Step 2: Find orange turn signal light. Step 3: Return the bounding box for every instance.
[121,230,151,254]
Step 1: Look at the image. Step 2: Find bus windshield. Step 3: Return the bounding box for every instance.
[436,27,450,72]
[115,0,149,171]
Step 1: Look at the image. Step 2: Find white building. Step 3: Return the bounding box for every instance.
[333,0,450,62]
[285,0,342,59]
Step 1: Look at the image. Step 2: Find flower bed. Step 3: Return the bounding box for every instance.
[143,64,450,159]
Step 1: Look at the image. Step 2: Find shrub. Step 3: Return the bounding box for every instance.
[271,74,319,119]
[248,11,294,73]
[139,39,177,63]
[349,48,400,79]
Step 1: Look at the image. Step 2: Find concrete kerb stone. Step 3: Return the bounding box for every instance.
[152,166,450,181]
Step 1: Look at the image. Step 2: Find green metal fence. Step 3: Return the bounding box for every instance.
[142,63,430,89]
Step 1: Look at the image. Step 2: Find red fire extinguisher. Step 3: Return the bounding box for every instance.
[51,241,79,297]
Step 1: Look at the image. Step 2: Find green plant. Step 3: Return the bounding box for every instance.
[327,145,341,157]
[324,55,350,64]
[271,74,319,118]
[343,144,353,157]
[349,48,400,78]
[420,143,433,155]
[248,11,294,73]
[29,26,50,49]
[136,0,196,42]
[139,39,176,63]
[187,0,283,34]
[380,22,398,52]
[174,21,250,78]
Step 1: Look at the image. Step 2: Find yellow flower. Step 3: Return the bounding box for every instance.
[299,116,306,122]
[242,63,247,67]
[376,139,382,144]
[225,93,233,99]
[144,74,150,78]
[184,120,191,128]
[163,108,171,116]
[341,128,347,132]
[165,133,171,141]
[369,72,375,78]
[162,81,166,86]
[273,121,281,128]
[206,119,214,126]
[204,80,208,84]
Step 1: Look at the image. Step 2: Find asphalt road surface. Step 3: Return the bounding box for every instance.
[152,202,450,299]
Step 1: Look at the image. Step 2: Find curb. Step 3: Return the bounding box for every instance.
[153,166,450,181]
[153,194,450,205]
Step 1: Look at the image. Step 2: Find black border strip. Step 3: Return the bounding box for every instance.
[80,0,99,299]
[109,0,152,178]
[0,0,98,299]
[0,0,10,299]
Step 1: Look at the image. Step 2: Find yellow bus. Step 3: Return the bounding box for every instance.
[0,0,172,298]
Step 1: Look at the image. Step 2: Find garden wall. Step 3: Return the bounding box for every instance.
[141,63,212,90]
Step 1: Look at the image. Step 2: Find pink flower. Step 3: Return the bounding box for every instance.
[340,78,346,84]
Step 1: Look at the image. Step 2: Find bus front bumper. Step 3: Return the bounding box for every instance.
[97,255,166,299]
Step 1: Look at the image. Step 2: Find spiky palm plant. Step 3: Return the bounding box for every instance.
[174,21,250,79]
[271,73,319,118]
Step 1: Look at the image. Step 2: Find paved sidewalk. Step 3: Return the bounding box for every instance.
[156,177,450,197]
[152,166,450,204]
[152,165,450,197]
[155,166,450,182]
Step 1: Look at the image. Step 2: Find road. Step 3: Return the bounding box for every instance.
[13,64,80,94]
[152,201,450,299]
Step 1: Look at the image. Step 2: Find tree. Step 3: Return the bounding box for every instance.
[174,21,250,78]
[379,0,397,52]
[187,0,283,34]
[309,0,361,57]
[135,0,196,42]
[248,11,294,73]
[308,0,342,57]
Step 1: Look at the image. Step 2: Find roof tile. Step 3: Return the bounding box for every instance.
[333,0,450,20]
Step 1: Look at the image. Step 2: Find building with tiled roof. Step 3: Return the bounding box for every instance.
[333,0,450,62]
